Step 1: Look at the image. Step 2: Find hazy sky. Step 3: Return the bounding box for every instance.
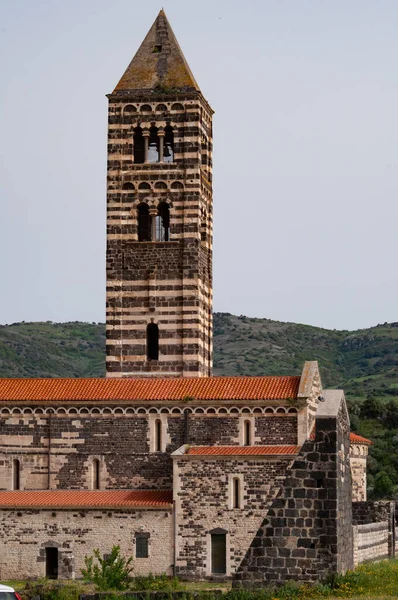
[1,0,397,330]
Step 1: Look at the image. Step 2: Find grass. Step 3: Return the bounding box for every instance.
[4,560,398,599]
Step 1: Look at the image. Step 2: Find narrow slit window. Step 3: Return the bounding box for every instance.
[147,323,159,360]
[92,459,100,490]
[12,458,20,490]
[133,126,145,164]
[155,419,162,452]
[232,477,240,509]
[138,203,151,242]
[244,420,251,446]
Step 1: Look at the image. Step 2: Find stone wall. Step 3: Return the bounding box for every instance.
[0,413,298,491]
[173,455,292,578]
[0,508,173,580]
[234,392,353,587]
[352,501,396,560]
[353,522,389,567]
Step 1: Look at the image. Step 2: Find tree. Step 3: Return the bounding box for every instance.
[373,471,394,498]
[361,395,384,420]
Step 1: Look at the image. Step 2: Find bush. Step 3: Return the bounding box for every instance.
[132,572,181,591]
[81,545,134,590]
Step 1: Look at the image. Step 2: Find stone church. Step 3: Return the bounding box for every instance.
[0,10,389,586]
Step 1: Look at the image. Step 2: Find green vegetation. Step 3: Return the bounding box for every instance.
[1,314,398,497]
[7,560,398,599]
[81,545,134,590]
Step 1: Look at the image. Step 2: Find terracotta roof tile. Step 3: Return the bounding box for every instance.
[186,445,300,456]
[0,490,172,509]
[0,376,301,403]
[350,432,372,445]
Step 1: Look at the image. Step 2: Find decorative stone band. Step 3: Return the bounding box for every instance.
[0,405,298,417]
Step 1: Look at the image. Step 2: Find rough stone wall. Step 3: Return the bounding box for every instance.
[234,401,353,587]
[353,522,389,567]
[0,508,173,580]
[0,413,298,491]
[350,444,368,502]
[106,95,213,378]
[352,501,394,525]
[173,456,292,578]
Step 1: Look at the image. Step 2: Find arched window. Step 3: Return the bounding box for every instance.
[147,323,159,360]
[138,203,151,241]
[164,125,174,163]
[92,459,100,490]
[12,459,20,490]
[156,203,170,242]
[148,126,159,164]
[155,419,162,452]
[133,127,145,164]
[244,420,251,446]
[122,182,134,191]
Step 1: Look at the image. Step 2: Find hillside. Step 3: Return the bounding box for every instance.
[1,313,398,497]
[2,314,397,397]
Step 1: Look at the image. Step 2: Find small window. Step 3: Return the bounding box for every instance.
[136,536,149,558]
[153,45,162,53]
[12,459,20,490]
[92,459,100,490]
[147,323,159,360]
[232,477,241,509]
[122,182,134,191]
[155,419,162,452]
[244,420,251,446]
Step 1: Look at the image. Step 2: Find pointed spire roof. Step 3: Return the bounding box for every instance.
[113,10,200,93]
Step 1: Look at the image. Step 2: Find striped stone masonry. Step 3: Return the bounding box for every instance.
[353,521,389,567]
[106,97,213,379]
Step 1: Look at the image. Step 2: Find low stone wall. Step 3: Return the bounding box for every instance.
[353,521,389,567]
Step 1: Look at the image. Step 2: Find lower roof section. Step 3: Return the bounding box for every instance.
[0,490,173,509]
[173,445,300,457]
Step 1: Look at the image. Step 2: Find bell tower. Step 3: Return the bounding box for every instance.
[106,10,213,378]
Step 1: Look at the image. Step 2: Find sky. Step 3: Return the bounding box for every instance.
[1,0,397,331]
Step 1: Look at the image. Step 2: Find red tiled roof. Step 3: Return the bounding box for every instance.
[0,376,301,403]
[350,432,372,445]
[186,445,300,456]
[0,490,172,509]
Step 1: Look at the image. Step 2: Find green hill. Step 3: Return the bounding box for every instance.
[1,313,398,498]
